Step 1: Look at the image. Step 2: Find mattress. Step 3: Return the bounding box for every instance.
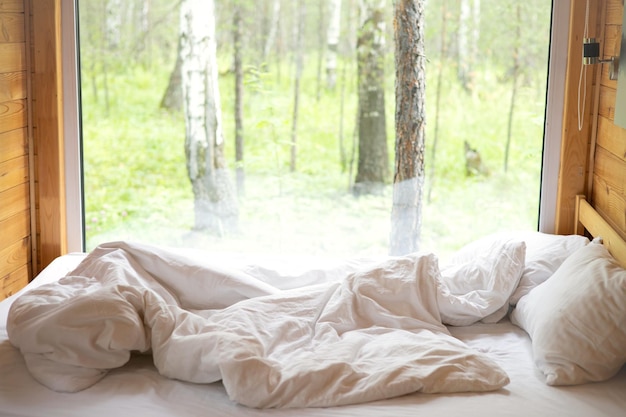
[1,252,625,417]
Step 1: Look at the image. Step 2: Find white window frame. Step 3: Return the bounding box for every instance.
[61,0,566,249]
[539,0,569,234]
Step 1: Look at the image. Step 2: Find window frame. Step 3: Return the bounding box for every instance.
[62,0,83,253]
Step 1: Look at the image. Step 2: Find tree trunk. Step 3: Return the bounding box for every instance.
[504,2,521,173]
[105,0,123,51]
[234,4,245,196]
[457,0,479,93]
[160,35,183,111]
[262,0,281,68]
[138,0,151,63]
[326,0,342,90]
[353,0,388,195]
[316,0,324,101]
[180,0,238,234]
[290,0,305,172]
[390,0,426,256]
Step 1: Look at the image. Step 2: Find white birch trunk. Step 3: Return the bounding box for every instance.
[458,0,470,90]
[262,0,281,64]
[180,0,238,234]
[472,0,480,66]
[326,0,342,89]
[106,0,123,50]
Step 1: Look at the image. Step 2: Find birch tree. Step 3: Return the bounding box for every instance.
[105,0,123,50]
[290,0,305,172]
[504,2,521,173]
[234,3,245,195]
[180,0,238,234]
[390,0,426,255]
[262,0,281,66]
[326,0,342,89]
[457,0,480,92]
[353,0,388,195]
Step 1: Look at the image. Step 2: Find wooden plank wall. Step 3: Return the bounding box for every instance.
[556,0,602,234]
[590,0,626,237]
[0,0,31,300]
[30,0,67,274]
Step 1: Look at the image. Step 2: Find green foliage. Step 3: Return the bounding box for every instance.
[83,50,544,257]
[80,0,550,257]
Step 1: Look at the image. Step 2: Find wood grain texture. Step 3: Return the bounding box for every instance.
[0,264,29,300]
[0,154,28,193]
[31,0,66,273]
[594,146,626,194]
[598,85,617,120]
[589,0,626,241]
[576,195,626,268]
[0,181,28,222]
[0,42,23,73]
[0,209,29,249]
[555,0,601,234]
[606,0,625,25]
[0,71,25,101]
[0,1,22,12]
[602,24,621,92]
[0,239,29,301]
[0,12,25,43]
[597,115,626,158]
[0,127,26,161]
[0,98,26,130]
[591,175,626,233]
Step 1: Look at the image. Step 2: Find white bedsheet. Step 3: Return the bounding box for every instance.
[1,251,626,416]
[6,241,523,408]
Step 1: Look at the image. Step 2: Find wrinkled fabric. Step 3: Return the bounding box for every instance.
[8,241,513,408]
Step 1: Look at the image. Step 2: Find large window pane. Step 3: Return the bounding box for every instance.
[79,0,552,260]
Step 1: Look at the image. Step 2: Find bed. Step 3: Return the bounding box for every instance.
[0,195,625,416]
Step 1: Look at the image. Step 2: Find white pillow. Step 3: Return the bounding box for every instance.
[448,231,589,305]
[510,242,626,385]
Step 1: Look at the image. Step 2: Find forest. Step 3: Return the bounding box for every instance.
[78,0,552,259]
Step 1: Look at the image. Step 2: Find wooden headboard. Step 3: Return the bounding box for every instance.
[575,195,626,268]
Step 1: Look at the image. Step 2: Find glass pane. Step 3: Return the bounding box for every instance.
[78,0,552,260]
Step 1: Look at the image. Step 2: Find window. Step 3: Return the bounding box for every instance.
[67,0,559,259]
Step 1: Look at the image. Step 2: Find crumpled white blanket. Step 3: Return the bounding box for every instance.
[7,240,525,408]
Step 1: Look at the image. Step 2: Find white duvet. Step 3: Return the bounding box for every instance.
[7,240,526,408]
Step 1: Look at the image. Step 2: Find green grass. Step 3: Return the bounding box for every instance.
[81,54,545,260]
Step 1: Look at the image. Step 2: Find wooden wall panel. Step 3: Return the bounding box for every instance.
[0,128,27,160]
[589,0,626,239]
[555,0,602,234]
[0,44,24,73]
[0,1,23,12]
[0,12,24,42]
[0,155,28,193]
[0,98,26,129]
[30,0,66,273]
[606,0,625,24]
[0,210,30,246]
[0,71,26,101]
[0,0,30,301]
[0,240,29,299]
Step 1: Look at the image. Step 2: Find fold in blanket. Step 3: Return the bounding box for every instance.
[7,241,524,408]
